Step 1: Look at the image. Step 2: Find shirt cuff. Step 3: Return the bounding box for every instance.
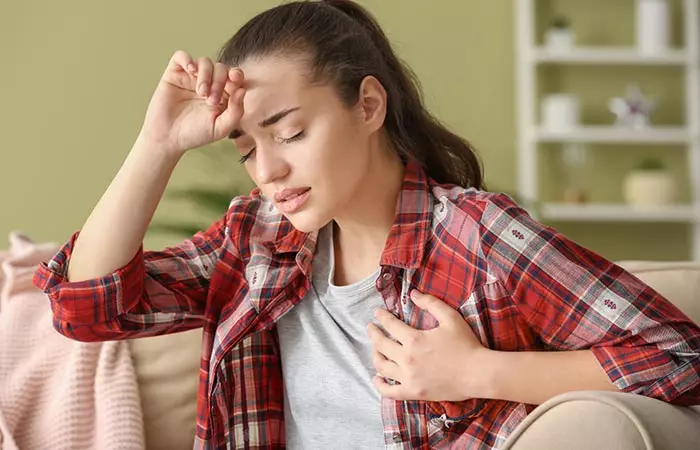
[32,231,146,324]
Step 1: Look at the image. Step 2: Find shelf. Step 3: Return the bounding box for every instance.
[516,0,700,259]
[535,126,692,145]
[541,203,699,223]
[533,47,691,65]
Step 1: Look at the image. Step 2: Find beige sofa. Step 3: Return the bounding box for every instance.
[129,261,700,450]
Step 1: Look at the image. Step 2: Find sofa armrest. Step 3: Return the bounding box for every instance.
[501,391,700,450]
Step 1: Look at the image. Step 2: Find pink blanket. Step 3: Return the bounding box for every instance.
[0,232,144,450]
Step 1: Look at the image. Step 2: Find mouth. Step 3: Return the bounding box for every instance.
[275,188,311,202]
[274,188,311,214]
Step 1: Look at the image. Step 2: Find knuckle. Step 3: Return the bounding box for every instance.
[197,57,212,69]
[404,355,416,367]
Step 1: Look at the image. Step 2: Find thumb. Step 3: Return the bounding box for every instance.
[410,290,461,325]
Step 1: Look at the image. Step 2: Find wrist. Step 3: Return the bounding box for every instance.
[132,134,184,166]
[466,348,502,400]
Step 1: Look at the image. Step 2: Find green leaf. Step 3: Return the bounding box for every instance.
[164,187,237,213]
[635,157,665,171]
[148,222,204,238]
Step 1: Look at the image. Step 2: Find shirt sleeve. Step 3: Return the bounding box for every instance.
[479,193,700,405]
[33,212,234,342]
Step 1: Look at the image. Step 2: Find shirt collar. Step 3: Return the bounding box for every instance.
[270,159,433,271]
[379,159,432,270]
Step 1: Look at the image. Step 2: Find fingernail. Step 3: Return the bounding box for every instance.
[410,290,419,300]
[187,64,196,73]
[199,83,208,96]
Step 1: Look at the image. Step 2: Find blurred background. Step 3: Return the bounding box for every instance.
[1,0,698,261]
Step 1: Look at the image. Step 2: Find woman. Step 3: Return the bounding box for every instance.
[33,1,700,449]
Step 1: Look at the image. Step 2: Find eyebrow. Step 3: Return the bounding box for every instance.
[228,107,301,140]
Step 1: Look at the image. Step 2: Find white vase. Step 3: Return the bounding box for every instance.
[545,28,575,52]
[623,171,677,206]
[541,94,580,131]
[636,0,669,54]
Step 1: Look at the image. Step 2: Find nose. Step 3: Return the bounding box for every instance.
[254,145,290,186]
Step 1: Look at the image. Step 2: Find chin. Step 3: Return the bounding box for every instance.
[284,209,332,234]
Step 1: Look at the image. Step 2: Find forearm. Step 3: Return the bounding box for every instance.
[68,137,181,282]
[479,349,617,405]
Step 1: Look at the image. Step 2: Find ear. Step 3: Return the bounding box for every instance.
[355,75,387,133]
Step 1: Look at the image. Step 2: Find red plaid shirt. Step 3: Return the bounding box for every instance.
[34,161,700,449]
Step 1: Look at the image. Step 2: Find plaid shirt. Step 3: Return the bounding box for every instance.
[34,161,700,449]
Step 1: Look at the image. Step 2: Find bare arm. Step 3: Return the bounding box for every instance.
[482,349,617,405]
[66,50,246,282]
[67,140,180,282]
[34,51,248,341]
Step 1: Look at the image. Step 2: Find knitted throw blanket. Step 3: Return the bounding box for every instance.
[0,232,144,450]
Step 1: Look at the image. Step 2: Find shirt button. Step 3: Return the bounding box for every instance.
[391,432,402,443]
[382,272,393,281]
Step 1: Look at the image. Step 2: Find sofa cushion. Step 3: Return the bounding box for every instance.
[617,261,700,325]
[129,329,202,450]
[501,390,700,450]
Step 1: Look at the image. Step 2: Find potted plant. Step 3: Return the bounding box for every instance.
[148,145,253,238]
[623,157,677,206]
[545,16,575,52]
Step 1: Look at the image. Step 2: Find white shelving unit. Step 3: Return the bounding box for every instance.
[515,0,700,260]
[534,47,690,65]
[536,125,691,144]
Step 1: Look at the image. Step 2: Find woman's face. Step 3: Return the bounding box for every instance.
[231,55,384,233]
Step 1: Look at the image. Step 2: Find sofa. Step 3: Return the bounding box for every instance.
[129,261,700,450]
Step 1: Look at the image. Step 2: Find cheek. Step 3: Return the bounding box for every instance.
[313,135,365,182]
[297,112,369,189]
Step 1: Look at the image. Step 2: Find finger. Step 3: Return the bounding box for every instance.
[214,87,245,139]
[223,68,245,97]
[208,62,230,107]
[195,57,214,97]
[367,322,403,360]
[373,375,409,400]
[375,309,420,345]
[168,50,196,75]
[410,290,462,326]
[372,350,401,380]
[228,67,245,84]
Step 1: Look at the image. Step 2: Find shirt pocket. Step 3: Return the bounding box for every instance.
[425,397,487,431]
[424,398,489,447]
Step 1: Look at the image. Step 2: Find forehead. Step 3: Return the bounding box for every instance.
[238,55,311,109]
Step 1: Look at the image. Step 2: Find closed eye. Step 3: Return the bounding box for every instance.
[238,131,305,165]
[279,130,305,144]
[238,148,255,164]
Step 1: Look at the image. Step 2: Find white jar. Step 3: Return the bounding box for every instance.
[623,171,677,206]
[636,0,669,54]
[541,94,580,131]
[545,28,575,52]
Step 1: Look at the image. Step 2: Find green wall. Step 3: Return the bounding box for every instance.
[0,0,691,260]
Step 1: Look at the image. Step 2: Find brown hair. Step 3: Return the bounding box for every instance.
[218,0,484,189]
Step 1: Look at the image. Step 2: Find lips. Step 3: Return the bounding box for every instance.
[274,187,311,203]
[273,187,311,214]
